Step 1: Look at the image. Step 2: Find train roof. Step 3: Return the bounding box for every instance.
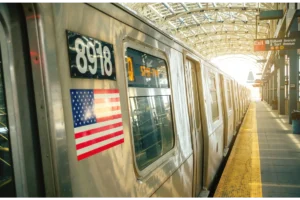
[89,3,246,86]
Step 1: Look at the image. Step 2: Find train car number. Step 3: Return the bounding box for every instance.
[66,30,116,80]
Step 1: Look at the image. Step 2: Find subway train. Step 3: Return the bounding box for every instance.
[0,3,251,197]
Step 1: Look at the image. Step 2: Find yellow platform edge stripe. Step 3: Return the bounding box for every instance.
[214,102,262,197]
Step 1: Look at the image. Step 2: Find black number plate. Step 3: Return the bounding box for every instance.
[66,30,116,80]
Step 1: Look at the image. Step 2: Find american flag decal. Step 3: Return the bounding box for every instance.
[70,89,124,161]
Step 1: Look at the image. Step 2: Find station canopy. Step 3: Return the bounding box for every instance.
[122,3,278,71]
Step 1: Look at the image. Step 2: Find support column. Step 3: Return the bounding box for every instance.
[276,54,285,114]
[259,86,262,101]
[272,72,275,101]
[269,78,272,105]
[288,50,298,123]
[266,81,268,103]
[273,70,278,109]
[262,84,265,101]
[288,18,299,124]
[266,80,270,103]
[261,82,266,101]
[261,85,264,101]
[266,80,268,103]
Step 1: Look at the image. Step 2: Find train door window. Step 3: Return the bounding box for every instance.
[125,47,175,172]
[209,72,219,122]
[227,80,232,110]
[188,59,201,129]
[0,47,15,196]
[186,58,203,196]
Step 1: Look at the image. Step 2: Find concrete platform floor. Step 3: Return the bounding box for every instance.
[258,101,300,197]
[214,101,300,197]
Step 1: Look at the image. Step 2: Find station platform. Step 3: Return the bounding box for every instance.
[214,101,300,197]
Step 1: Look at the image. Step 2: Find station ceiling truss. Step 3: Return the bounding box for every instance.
[122,3,278,71]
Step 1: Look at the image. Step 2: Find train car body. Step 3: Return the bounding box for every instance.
[219,74,235,155]
[0,3,251,197]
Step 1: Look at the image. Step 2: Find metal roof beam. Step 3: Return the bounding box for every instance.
[168,21,177,29]
[197,41,253,47]
[174,21,268,31]
[217,12,224,22]
[261,3,275,10]
[186,30,268,39]
[197,39,254,45]
[202,50,261,58]
[194,34,258,42]
[212,25,217,32]
[204,52,259,59]
[213,54,265,62]
[181,3,189,11]
[163,3,175,14]
[191,14,200,24]
[203,48,266,56]
[189,12,208,35]
[148,5,163,18]
[123,2,275,63]
[197,43,253,51]
[164,7,261,22]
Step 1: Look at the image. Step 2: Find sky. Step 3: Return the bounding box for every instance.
[211,54,262,100]
[211,54,262,85]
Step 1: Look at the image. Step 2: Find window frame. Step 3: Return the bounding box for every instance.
[208,71,220,122]
[123,39,177,178]
[227,79,232,110]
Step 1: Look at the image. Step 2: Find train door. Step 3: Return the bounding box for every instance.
[237,84,242,122]
[185,58,203,196]
[0,4,44,196]
[0,26,14,197]
[219,74,228,155]
[231,80,238,133]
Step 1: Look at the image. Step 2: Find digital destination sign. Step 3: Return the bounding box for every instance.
[126,48,169,88]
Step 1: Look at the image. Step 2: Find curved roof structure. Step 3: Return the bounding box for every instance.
[122,3,278,71]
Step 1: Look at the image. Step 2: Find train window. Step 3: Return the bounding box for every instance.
[126,47,175,172]
[129,96,174,170]
[0,49,15,196]
[209,72,219,122]
[227,80,232,109]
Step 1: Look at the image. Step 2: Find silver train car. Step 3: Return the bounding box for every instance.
[0,3,251,197]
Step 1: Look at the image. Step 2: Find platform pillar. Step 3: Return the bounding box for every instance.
[273,69,277,109]
[273,72,275,103]
[276,53,285,114]
[261,82,266,101]
[266,80,270,103]
[288,18,299,124]
[265,83,268,102]
[269,77,272,105]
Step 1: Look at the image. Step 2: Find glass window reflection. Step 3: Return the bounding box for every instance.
[130,96,174,170]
